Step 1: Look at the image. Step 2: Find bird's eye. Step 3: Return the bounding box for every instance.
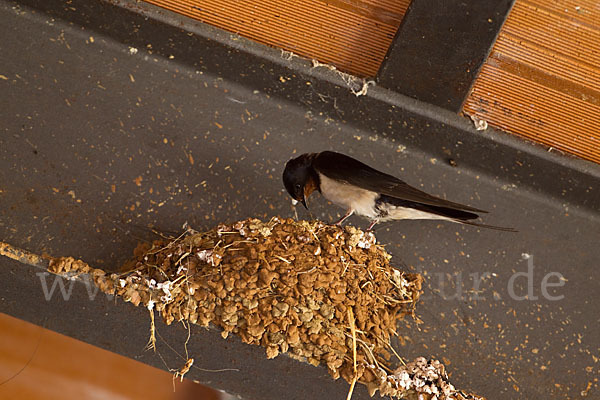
[295,184,301,191]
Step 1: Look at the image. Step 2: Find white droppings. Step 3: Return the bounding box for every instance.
[197,249,220,266]
[469,114,488,131]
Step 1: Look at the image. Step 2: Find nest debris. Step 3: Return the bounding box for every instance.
[42,217,484,399]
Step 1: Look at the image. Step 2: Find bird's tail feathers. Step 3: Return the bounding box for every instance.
[454,219,517,232]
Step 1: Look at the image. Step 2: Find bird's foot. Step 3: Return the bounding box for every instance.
[334,209,354,226]
[366,219,378,232]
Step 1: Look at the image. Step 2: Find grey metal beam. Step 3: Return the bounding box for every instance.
[377,0,515,112]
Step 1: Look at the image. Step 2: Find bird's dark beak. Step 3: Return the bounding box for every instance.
[301,198,308,209]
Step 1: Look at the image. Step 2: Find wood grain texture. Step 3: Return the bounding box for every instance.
[464,0,600,164]
[142,0,411,77]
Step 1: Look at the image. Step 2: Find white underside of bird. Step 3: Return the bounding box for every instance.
[317,173,453,222]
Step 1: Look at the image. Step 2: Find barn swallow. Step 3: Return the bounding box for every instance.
[283,151,515,231]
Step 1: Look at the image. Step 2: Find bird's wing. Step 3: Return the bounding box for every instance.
[313,151,487,213]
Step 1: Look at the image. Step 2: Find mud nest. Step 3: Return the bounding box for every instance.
[46,217,484,400]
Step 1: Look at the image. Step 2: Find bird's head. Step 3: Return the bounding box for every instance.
[282,153,318,209]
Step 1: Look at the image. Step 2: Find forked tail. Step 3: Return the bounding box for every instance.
[455,219,517,232]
